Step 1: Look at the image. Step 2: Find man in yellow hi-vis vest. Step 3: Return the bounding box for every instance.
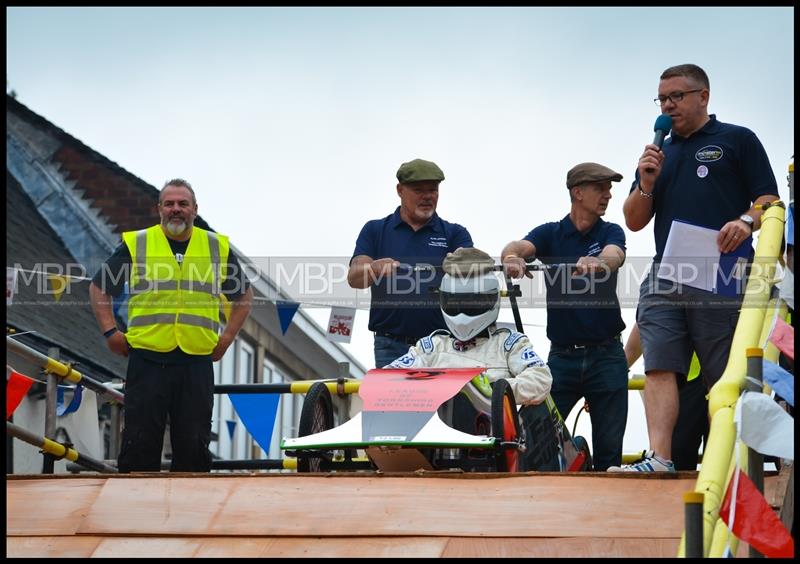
[90,179,253,472]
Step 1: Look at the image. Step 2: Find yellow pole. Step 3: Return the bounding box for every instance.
[289,380,361,395]
[707,441,750,557]
[676,203,785,557]
[708,204,785,417]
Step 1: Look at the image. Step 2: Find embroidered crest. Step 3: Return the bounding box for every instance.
[695,145,723,162]
[504,331,524,351]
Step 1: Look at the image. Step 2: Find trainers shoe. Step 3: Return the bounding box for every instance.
[606,450,675,472]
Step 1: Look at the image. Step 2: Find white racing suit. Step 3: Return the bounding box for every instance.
[386,325,552,405]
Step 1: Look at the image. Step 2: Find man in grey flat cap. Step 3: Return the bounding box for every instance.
[500,162,628,471]
[348,158,473,368]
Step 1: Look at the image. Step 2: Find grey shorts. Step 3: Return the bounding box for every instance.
[636,273,741,388]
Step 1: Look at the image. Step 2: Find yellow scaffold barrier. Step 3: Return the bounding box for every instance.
[677,202,786,557]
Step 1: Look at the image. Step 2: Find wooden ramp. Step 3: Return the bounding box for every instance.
[7,472,781,557]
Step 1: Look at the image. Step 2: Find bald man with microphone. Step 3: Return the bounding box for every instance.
[611,63,780,473]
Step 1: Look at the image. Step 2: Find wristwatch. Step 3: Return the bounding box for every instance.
[738,214,755,229]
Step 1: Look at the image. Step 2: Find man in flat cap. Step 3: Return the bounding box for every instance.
[500,162,628,471]
[348,158,474,368]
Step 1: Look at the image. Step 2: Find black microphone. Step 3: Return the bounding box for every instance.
[646,114,673,173]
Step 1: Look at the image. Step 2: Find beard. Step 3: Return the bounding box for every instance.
[165,219,188,236]
[415,206,435,220]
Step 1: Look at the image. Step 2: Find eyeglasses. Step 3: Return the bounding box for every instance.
[654,89,702,106]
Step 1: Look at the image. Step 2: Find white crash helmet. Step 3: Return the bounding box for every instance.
[439,272,500,341]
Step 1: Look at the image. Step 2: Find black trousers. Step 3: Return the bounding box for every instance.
[672,376,709,471]
[117,353,214,472]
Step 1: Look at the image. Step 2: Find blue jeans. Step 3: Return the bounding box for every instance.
[547,340,628,471]
[373,335,415,369]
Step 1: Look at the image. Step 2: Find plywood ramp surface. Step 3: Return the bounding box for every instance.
[8,535,756,558]
[7,478,104,536]
[6,536,680,558]
[441,537,682,557]
[76,474,698,537]
[6,473,780,558]
[6,536,103,558]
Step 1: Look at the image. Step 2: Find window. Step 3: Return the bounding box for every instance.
[236,341,254,459]
[265,360,301,468]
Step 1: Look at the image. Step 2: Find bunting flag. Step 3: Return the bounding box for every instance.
[720,468,794,558]
[734,391,794,460]
[276,301,300,335]
[7,369,35,419]
[228,393,281,454]
[326,306,356,343]
[768,317,794,361]
[762,360,795,407]
[47,274,69,302]
[56,384,84,416]
[779,267,794,310]
[6,267,18,305]
[226,419,237,440]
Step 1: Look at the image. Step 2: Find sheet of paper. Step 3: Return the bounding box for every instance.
[657,220,719,292]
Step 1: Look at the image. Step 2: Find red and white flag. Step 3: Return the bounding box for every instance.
[7,369,35,419]
[769,317,794,361]
[720,468,794,558]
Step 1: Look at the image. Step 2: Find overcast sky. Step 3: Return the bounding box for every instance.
[7,6,794,454]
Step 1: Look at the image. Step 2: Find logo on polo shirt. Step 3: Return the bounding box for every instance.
[695,145,723,162]
[428,236,447,248]
[587,242,602,257]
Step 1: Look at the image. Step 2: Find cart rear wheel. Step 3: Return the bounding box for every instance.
[491,379,522,472]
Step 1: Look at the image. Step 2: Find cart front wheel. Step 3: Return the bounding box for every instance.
[297,382,334,472]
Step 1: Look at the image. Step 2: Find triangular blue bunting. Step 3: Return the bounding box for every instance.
[228,393,281,454]
[276,301,300,335]
[763,360,794,407]
[56,384,83,416]
[226,419,237,440]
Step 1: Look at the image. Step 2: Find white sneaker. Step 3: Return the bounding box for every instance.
[607,450,675,472]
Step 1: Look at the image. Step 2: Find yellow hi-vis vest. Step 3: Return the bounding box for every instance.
[123,225,230,355]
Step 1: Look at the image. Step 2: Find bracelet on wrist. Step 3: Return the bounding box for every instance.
[638,184,654,199]
[103,327,118,339]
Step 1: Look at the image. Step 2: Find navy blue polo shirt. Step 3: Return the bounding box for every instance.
[524,216,626,346]
[630,115,778,262]
[351,207,473,338]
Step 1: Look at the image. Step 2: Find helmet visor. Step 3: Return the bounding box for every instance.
[439,291,499,317]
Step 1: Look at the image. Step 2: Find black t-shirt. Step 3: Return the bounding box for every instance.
[92,235,251,364]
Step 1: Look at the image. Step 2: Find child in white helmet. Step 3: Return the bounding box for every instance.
[386,247,552,405]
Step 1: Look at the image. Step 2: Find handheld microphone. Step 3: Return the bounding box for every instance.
[646,114,673,173]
